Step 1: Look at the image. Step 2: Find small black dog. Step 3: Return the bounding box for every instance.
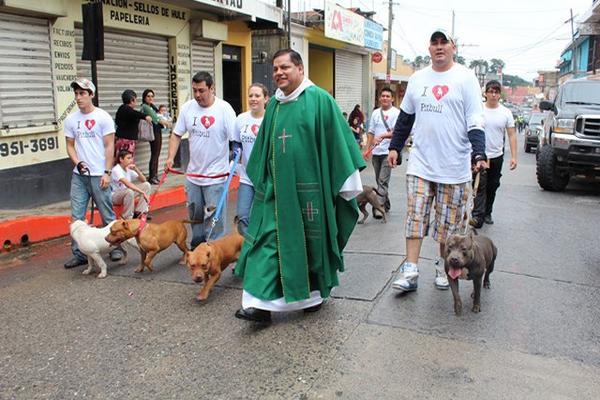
[444,231,497,315]
[356,185,387,224]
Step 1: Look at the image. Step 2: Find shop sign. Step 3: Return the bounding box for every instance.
[324,1,364,47]
[194,0,281,24]
[99,0,188,28]
[364,18,383,50]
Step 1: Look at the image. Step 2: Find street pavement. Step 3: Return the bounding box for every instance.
[1,136,599,399]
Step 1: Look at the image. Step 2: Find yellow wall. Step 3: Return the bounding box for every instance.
[224,20,252,112]
[309,47,334,94]
[372,41,414,76]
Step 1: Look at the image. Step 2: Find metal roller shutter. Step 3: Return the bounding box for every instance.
[75,29,169,176]
[335,50,364,116]
[191,39,215,76]
[0,13,55,129]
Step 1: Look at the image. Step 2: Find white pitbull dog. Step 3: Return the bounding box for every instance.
[69,220,137,278]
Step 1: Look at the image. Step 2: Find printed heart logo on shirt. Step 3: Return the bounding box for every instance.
[432,85,449,101]
[250,124,260,136]
[84,119,96,130]
[201,116,215,129]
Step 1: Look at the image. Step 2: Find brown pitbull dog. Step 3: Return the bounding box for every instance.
[444,232,497,315]
[356,185,387,224]
[106,219,198,273]
[186,230,245,301]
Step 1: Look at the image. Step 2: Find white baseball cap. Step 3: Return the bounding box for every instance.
[70,78,96,94]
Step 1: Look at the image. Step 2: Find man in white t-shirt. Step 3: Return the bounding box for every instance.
[388,29,487,292]
[470,80,517,228]
[365,87,400,215]
[63,78,121,269]
[165,71,236,248]
[111,149,152,219]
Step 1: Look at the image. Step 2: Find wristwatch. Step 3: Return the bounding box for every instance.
[104,170,111,176]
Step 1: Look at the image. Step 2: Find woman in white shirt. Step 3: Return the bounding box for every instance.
[232,83,268,234]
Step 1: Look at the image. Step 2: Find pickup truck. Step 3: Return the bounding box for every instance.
[537,78,600,191]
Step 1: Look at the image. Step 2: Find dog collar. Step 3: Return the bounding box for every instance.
[135,214,148,236]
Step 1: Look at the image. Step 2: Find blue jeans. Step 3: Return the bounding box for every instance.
[236,183,254,235]
[70,173,115,261]
[185,180,226,248]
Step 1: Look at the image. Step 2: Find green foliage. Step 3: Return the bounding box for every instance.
[501,74,531,87]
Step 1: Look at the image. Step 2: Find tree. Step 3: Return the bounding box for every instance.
[454,55,466,65]
[410,55,431,69]
[489,58,505,74]
[469,59,489,70]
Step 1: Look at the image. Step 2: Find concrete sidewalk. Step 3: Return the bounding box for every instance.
[0,173,239,250]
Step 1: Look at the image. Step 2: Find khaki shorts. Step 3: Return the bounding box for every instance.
[405,174,469,243]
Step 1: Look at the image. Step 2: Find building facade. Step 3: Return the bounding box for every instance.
[0,0,281,208]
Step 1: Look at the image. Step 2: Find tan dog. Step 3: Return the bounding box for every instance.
[186,230,245,301]
[106,219,198,273]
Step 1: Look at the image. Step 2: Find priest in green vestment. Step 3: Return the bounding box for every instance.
[234,49,366,323]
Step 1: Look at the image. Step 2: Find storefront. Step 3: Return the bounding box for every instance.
[0,0,281,209]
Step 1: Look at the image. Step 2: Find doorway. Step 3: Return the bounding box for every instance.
[222,45,242,114]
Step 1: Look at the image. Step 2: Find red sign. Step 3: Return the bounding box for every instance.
[372,52,383,63]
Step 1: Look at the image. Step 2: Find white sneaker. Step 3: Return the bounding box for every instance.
[392,262,419,292]
[434,257,449,290]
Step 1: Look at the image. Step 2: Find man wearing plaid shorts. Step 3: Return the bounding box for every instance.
[387,29,487,291]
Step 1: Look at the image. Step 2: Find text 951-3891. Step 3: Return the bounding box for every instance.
[0,136,60,157]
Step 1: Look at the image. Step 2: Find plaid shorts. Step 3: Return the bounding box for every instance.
[405,174,470,243]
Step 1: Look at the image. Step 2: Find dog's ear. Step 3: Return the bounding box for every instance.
[123,220,129,230]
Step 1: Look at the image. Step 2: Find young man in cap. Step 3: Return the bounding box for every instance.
[470,80,517,228]
[388,29,487,292]
[63,78,122,269]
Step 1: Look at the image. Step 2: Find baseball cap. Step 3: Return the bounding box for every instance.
[70,78,96,94]
[430,29,454,44]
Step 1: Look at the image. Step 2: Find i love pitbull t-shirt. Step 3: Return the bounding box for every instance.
[174,97,237,186]
[401,64,484,184]
[232,111,264,186]
[63,108,115,176]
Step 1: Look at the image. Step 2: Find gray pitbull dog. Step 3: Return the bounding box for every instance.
[444,232,497,315]
[356,185,387,224]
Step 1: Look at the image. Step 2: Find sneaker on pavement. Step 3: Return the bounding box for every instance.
[469,217,483,229]
[64,257,87,269]
[110,248,124,262]
[434,257,449,290]
[392,262,419,292]
[484,215,494,225]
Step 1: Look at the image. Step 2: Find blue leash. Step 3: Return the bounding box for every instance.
[206,150,241,242]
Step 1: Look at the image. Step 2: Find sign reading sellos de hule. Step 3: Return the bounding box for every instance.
[100,0,188,27]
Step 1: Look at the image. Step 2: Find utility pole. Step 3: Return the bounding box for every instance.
[569,8,577,76]
[386,0,396,83]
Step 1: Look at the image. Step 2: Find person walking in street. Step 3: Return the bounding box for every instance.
[141,89,169,185]
[387,29,487,292]
[111,149,152,220]
[365,87,400,217]
[233,49,365,323]
[165,71,237,248]
[114,89,152,158]
[231,83,268,235]
[63,78,123,268]
[470,80,517,228]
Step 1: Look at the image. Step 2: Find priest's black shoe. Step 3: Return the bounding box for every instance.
[235,307,272,323]
[64,257,87,269]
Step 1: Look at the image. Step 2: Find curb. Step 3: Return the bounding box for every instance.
[1,177,239,249]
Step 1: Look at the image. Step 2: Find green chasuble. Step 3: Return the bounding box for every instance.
[234,85,366,303]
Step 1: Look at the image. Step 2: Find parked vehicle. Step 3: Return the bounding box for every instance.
[524,112,548,153]
[537,78,600,191]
